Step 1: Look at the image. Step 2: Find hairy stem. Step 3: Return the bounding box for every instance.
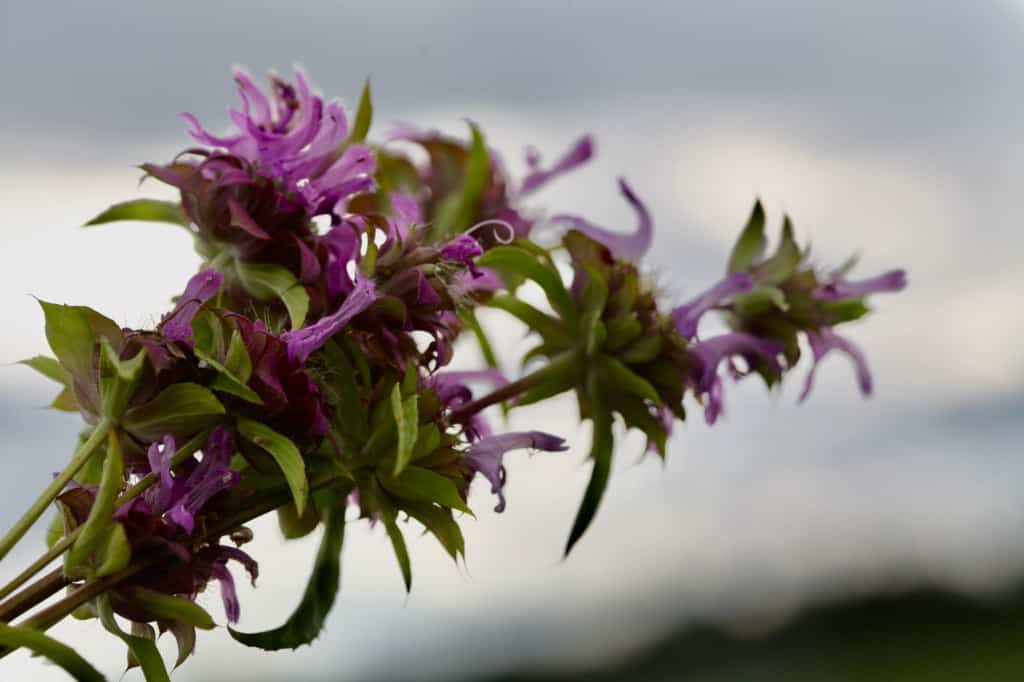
[0,420,111,564]
[448,353,575,423]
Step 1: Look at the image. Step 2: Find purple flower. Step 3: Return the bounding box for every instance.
[431,369,509,439]
[181,68,375,218]
[814,269,907,301]
[464,431,567,512]
[799,327,873,402]
[282,275,378,363]
[192,544,259,624]
[551,178,652,261]
[672,272,754,340]
[520,135,594,195]
[161,269,223,343]
[122,428,240,535]
[687,332,785,424]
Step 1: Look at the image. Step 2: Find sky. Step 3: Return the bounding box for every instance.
[1,1,1022,679]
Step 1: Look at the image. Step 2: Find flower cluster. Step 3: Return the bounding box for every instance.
[3,67,904,679]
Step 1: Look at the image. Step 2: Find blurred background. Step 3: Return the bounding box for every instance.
[1,1,1022,679]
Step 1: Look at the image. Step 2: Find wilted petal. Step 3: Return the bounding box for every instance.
[551,178,652,261]
[672,272,754,340]
[465,431,568,512]
[283,275,377,363]
[799,327,873,402]
[162,269,223,342]
[814,269,907,301]
[520,135,594,195]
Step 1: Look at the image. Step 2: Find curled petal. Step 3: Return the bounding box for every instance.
[799,327,873,402]
[672,272,754,340]
[465,431,568,512]
[162,269,223,343]
[551,178,652,261]
[520,135,594,195]
[688,332,785,425]
[441,234,484,277]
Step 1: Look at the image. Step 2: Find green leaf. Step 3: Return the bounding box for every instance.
[821,298,871,325]
[487,296,572,348]
[565,373,614,556]
[391,385,419,476]
[402,501,465,561]
[758,216,801,285]
[379,466,470,513]
[125,588,215,630]
[596,355,662,405]
[432,121,489,238]
[39,301,97,382]
[99,339,147,420]
[67,429,124,574]
[0,623,104,682]
[85,199,188,228]
[234,261,309,328]
[727,200,767,273]
[19,355,69,385]
[121,383,225,442]
[320,341,369,447]
[277,501,321,540]
[604,315,643,351]
[477,247,576,322]
[349,79,373,143]
[733,286,789,316]
[224,330,253,383]
[94,521,132,578]
[97,594,170,682]
[411,423,441,462]
[377,495,412,591]
[230,504,346,649]
[461,308,499,369]
[237,418,309,515]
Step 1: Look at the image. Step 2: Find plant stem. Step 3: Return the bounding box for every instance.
[448,353,575,423]
[0,420,111,564]
[0,429,208,605]
[0,569,68,623]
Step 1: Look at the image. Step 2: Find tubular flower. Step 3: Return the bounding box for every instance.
[550,178,652,261]
[161,269,224,343]
[463,431,568,512]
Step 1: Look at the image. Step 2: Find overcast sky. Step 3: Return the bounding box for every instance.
[1,2,1023,680]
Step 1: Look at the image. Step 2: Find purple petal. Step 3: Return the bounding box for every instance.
[688,332,785,425]
[814,269,908,301]
[441,234,484,277]
[520,135,594,195]
[210,563,240,623]
[465,431,568,512]
[283,275,378,363]
[143,435,176,514]
[227,199,270,239]
[550,178,652,261]
[799,327,873,402]
[162,269,223,342]
[672,272,754,340]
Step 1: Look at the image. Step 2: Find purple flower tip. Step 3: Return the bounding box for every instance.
[814,269,908,301]
[550,177,652,261]
[688,332,785,425]
[520,134,595,195]
[464,431,567,512]
[162,269,223,342]
[441,234,484,277]
[799,327,873,402]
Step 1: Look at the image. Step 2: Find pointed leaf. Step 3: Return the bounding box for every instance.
[235,261,309,328]
[477,247,576,321]
[126,588,215,630]
[377,495,412,591]
[19,355,69,385]
[565,373,614,555]
[727,200,766,273]
[122,383,225,442]
[237,418,309,515]
[349,79,373,143]
[0,624,104,682]
[85,199,188,228]
[97,594,171,682]
[379,466,470,513]
[391,385,419,476]
[230,504,346,649]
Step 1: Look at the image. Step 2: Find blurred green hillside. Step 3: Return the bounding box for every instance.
[486,586,1024,681]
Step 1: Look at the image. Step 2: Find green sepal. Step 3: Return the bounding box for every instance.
[376,493,412,592]
[565,372,614,556]
[758,216,802,285]
[349,79,373,143]
[379,466,471,514]
[390,385,419,476]
[733,286,789,316]
[277,501,322,540]
[97,594,171,682]
[432,121,488,239]
[487,296,572,348]
[67,429,124,574]
[604,315,643,351]
[596,355,662,405]
[192,313,262,404]
[0,623,105,682]
[237,418,309,515]
[123,588,215,630]
[234,261,309,329]
[727,200,767,273]
[402,501,466,561]
[93,521,132,578]
[821,298,871,325]
[99,338,147,420]
[121,383,225,442]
